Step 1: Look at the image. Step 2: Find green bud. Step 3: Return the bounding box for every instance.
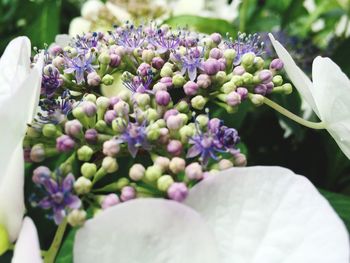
[0,224,10,255]
[102,156,119,173]
[241,53,255,67]
[172,74,186,87]
[81,162,97,178]
[191,95,207,110]
[221,81,236,94]
[112,118,126,133]
[67,209,87,227]
[231,75,243,86]
[147,125,161,140]
[196,114,209,128]
[176,100,190,113]
[215,71,227,84]
[102,74,114,85]
[249,94,264,106]
[179,125,195,143]
[85,94,97,103]
[242,72,254,85]
[157,175,174,191]
[26,126,41,138]
[178,113,189,124]
[282,83,293,94]
[74,177,92,194]
[135,93,150,108]
[142,49,155,63]
[145,108,159,122]
[77,146,94,161]
[272,75,283,86]
[155,119,166,128]
[95,120,108,132]
[98,52,111,65]
[254,57,264,69]
[223,49,236,61]
[116,177,130,190]
[72,107,85,119]
[160,66,173,77]
[145,165,162,182]
[42,124,57,138]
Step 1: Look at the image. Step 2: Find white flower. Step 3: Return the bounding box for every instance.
[74,166,349,263]
[11,217,43,263]
[269,33,350,159]
[0,37,43,243]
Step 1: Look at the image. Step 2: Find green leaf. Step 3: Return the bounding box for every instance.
[163,15,236,36]
[55,228,77,263]
[320,189,350,232]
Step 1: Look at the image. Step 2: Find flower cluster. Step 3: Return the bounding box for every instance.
[24,22,294,226]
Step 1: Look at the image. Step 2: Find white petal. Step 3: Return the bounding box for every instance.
[54,34,71,49]
[74,199,219,263]
[12,217,43,263]
[312,56,350,159]
[0,143,25,242]
[105,2,132,22]
[268,34,320,117]
[69,18,92,36]
[0,37,31,95]
[185,166,350,263]
[81,0,104,21]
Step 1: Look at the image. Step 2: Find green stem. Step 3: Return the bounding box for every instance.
[262,96,326,130]
[44,219,68,263]
[239,0,250,32]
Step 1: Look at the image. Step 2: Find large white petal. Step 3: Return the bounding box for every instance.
[74,199,219,263]
[185,166,349,263]
[268,34,320,117]
[0,37,31,95]
[0,143,25,242]
[312,56,350,159]
[11,217,43,263]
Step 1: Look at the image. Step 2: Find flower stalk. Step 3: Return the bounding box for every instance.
[44,218,68,263]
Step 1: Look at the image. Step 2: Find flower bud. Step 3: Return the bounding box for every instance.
[254,57,265,69]
[102,74,114,85]
[56,135,75,152]
[114,101,130,116]
[270,58,284,71]
[82,101,97,117]
[218,159,233,170]
[154,156,170,172]
[258,69,273,84]
[74,177,92,194]
[52,56,65,69]
[175,100,190,113]
[210,33,222,44]
[223,49,236,61]
[135,93,150,107]
[145,165,162,182]
[169,157,186,173]
[32,166,51,184]
[81,162,97,178]
[167,182,188,202]
[209,48,223,59]
[167,140,183,156]
[101,194,120,210]
[221,81,236,94]
[163,109,179,121]
[227,91,241,106]
[147,125,161,140]
[121,186,136,201]
[85,128,98,144]
[160,66,173,77]
[172,74,186,88]
[129,163,145,181]
[185,162,203,180]
[191,95,207,110]
[183,81,199,96]
[137,63,152,77]
[110,54,121,67]
[166,114,183,130]
[151,57,165,69]
[234,153,247,166]
[179,125,195,143]
[77,146,94,161]
[157,175,174,192]
[233,65,245,75]
[67,209,87,227]
[98,52,111,65]
[103,139,120,157]
[42,124,57,138]
[241,53,255,67]
[155,90,171,106]
[96,96,110,109]
[272,75,283,86]
[152,82,167,93]
[87,71,101,86]
[142,49,155,63]
[145,108,159,122]
[65,120,83,138]
[197,74,211,89]
[104,110,117,124]
[254,84,267,95]
[159,128,170,144]
[236,87,248,100]
[112,118,126,133]
[102,156,119,173]
[203,58,220,75]
[282,83,293,95]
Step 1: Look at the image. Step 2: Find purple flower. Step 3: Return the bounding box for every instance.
[64,54,95,84]
[113,24,146,50]
[174,47,204,81]
[187,120,240,166]
[226,33,264,65]
[32,171,81,224]
[74,32,101,51]
[42,65,63,98]
[117,121,151,158]
[123,71,153,93]
[149,30,181,53]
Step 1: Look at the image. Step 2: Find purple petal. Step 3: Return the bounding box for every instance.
[188,68,197,81]
[62,174,75,192]
[66,195,81,209]
[187,145,201,158]
[53,208,66,224]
